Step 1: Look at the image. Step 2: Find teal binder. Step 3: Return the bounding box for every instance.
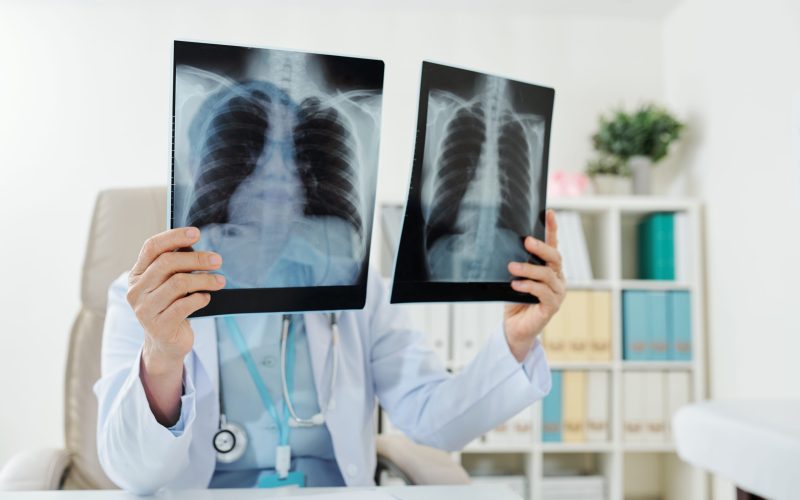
[542,370,562,442]
[623,291,649,361]
[649,291,669,360]
[637,213,675,280]
[669,291,692,361]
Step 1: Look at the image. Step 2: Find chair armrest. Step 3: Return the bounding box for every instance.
[376,434,470,486]
[0,448,71,491]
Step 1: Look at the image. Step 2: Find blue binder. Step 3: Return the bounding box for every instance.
[623,291,649,361]
[669,291,692,361]
[542,370,562,442]
[649,291,669,361]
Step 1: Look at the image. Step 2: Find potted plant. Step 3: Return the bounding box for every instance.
[586,154,631,195]
[591,104,684,195]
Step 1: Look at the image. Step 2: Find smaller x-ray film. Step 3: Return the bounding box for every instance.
[171,41,384,316]
[391,62,554,304]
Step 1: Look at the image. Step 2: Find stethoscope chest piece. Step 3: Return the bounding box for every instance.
[214,417,247,463]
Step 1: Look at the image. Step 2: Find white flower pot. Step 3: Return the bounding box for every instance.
[590,174,632,196]
[629,155,653,195]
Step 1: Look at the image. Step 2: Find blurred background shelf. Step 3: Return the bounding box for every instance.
[378,196,707,500]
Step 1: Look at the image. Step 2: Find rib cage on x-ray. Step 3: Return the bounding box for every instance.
[423,76,544,282]
[294,96,362,237]
[186,84,363,239]
[186,84,270,228]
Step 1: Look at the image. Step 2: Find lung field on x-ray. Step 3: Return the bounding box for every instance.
[186,83,271,228]
[422,75,544,282]
[294,96,363,237]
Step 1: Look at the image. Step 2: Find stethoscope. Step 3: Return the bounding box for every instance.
[212,313,340,479]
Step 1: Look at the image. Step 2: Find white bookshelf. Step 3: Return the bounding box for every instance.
[377,196,707,500]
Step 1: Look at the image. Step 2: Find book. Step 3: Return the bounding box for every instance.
[566,291,591,361]
[664,371,691,440]
[588,291,612,361]
[622,371,644,442]
[403,303,450,364]
[562,371,587,442]
[451,303,502,369]
[542,370,563,442]
[649,291,669,361]
[557,211,593,283]
[637,213,675,280]
[642,372,666,442]
[585,371,610,442]
[623,291,649,361]
[543,293,569,361]
[668,291,692,361]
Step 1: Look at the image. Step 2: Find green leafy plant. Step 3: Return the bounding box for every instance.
[592,104,684,163]
[586,154,630,177]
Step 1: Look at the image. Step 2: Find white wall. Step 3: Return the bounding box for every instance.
[0,0,665,467]
[664,0,800,498]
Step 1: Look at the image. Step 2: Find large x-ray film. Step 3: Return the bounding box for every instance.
[391,62,554,304]
[171,41,384,316]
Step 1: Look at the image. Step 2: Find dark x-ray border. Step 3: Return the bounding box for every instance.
[390,61,555,305]
[169,40,380,318]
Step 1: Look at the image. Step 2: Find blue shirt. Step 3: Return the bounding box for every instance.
[207,314,345,488]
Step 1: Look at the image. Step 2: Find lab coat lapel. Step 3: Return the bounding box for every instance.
[303,312,332,408]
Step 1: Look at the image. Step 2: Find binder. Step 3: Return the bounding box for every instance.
[649,291,669,361]
[622,371,644,442]
[664,371,691,441]
[623,291,649,361]
[544,293,569,361]
[404,303,450,364]
[585,371,609,442]
[451,303,480,370]
[567,291,590,361]
[562,371,587,443]
[642,372,666,442]
[637,213,675,280]
[511,406,534,443]
[451,303,502,369]
[542,370,563,442]
[588,291,612,361]
[669,291,692,361]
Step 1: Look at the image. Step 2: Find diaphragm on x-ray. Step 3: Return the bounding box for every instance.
[391,62,554,304]
[171,41,384,316]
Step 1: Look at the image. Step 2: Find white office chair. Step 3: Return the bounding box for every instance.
[0,187,469,491]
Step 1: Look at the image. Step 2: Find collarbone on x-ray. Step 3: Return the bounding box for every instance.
[421,75,545,282]
[173,49,382,289]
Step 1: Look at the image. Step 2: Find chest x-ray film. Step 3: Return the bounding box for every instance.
[391,62,554,304]
[171,41,384,316]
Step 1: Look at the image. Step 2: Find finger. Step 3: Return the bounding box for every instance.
[545,209,559,249]
[137,251,222,294]
[508,261,565,296]
[131,227,201,277]
[144,272,225,317]
[158,292,212,328]
[523,236,562,271]
[510,279,557,307]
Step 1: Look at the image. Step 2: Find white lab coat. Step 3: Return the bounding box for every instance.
[94,269,551,495]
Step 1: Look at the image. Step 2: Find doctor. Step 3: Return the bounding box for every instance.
[95,211,566,494]
[94,208,565,494]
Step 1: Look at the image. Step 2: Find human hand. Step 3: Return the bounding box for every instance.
[127,227,225,370]
[503,209,567,362]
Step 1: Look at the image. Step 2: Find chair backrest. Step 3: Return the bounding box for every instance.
[63,187,166,489]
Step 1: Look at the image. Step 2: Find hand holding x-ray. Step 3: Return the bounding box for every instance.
[504,209,567,361]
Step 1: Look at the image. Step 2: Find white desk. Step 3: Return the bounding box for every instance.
[0,485,521,500]
[673,400,800,500]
